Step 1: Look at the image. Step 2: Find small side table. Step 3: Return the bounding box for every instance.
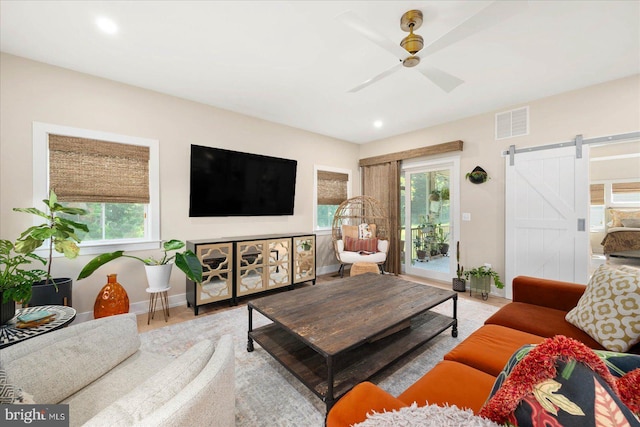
[146,287,170,325]
[0,305,76,348]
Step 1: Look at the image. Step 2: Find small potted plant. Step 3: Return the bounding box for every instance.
[465,166,489,184]
[452,241,465,292]
[464,265,504,300]
[435,224,449,255]
[0,240,47,324]
[78,239,202,289]
[13,189,89,306]
[414,237,427,261]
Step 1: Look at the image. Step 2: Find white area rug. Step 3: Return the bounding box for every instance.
[139,293,498,426]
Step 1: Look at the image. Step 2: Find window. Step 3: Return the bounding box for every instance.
[590,181,640,232]
[33,122,160,255]
[612,182,640,204]
[314,166,350,232]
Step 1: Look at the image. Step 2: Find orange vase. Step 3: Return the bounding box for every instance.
[94,274,130,319]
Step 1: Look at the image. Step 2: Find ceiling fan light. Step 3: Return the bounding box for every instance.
[400,33,423,55]
[402,56,420,68]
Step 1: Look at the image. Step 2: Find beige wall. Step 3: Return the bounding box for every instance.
[360,74,640,292]
[2,51,638,316]
[0,53,359,317]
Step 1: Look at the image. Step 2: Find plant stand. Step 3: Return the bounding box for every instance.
[470,276,490,300]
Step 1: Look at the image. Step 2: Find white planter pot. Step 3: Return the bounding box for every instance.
[145,264,173,290]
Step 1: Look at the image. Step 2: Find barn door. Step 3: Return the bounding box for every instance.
[505,146,589,299]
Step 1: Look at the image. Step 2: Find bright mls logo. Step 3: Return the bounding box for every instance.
[3,405,68,426]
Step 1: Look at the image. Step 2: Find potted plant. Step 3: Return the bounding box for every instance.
[0,240,48,324]
[452,241,466,292]
[464,265,504,300]
[465,166,489,184]
[13,189,89,306]
[414,237,427,261]
[435,224,449,255]
[78,239,203,289]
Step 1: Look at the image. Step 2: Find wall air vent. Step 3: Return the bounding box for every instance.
[496,106,529,140]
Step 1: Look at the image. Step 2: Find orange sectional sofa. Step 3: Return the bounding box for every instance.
[326,275,640,427]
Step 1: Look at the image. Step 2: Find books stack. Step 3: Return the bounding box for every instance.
[16,310,56,328]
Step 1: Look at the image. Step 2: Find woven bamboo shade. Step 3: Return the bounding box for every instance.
[49,134,150,203]
[590,184,604,205]
[317,171,348,205]
[612,182,640,194]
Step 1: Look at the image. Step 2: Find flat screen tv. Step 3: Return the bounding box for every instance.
[189,145,297,217]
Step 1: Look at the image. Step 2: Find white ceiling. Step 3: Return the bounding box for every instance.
[1,1,638,144]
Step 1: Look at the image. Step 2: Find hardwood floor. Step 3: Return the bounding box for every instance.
[136,272,508,333]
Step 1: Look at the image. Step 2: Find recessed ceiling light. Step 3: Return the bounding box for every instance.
[96,16,118,35]
[373,120,383,128]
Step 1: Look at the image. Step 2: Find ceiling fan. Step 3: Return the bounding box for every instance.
[337,1,526,93]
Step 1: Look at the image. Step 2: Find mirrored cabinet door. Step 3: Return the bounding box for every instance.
[237,240,267,297]
[267,238,291,289]
[293,235,316,284]
[197,243,233,305]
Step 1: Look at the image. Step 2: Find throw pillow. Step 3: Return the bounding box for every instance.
[565,264,640,352]
[342,225,359,240]
[621,218,640,228]
[344,236,378,253]
[609,209,640,228]
[479,336,639,426]
[358,223,375,239]
[353,402,501,427]
[0,367,34,404]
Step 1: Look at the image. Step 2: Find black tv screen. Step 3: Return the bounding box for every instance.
[189,145,297,217]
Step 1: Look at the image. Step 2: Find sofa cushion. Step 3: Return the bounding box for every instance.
[398,360,496,414]
[479,336,639,426]
[84,339,215,426]
[444,325,545,376]
[327,382,408,427]
[484,302,605,349]
[3,313,140,404]
[565,264,640,352]
[63,351,170,427]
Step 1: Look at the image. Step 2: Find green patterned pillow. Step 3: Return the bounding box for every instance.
[565,264,640,352]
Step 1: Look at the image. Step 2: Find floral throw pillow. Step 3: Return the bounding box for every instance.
[479,336,640,426]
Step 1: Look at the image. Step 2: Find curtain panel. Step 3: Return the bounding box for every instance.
[49,134,150,203]
[362,162,401,275]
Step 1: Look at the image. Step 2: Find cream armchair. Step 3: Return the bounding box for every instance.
[335,238,389,277]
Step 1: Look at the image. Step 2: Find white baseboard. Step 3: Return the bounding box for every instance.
[74,266,341,324]
[74,292,189,324]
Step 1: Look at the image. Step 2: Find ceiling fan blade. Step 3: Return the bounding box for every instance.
[348,63,403,93]
[418,67,464,93]
[421,1,527,57]
[337,10,408,60]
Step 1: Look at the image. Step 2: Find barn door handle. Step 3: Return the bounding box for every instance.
[577,218,586,232]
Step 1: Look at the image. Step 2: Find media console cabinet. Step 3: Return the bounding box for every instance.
[186,233,316,314]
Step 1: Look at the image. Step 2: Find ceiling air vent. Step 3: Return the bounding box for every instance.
[495,106,529,140]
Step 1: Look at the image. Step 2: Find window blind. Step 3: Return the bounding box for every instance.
[49,134,150,203]
[612,182,640,194]
[590,184,604,205]
[317,171,348,205]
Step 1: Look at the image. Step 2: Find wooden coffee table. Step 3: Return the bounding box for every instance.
[247,274,457,412]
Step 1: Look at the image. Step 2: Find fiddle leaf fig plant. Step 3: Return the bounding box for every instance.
[13,189,89,284]
[78,239,202,284]
[0,239,47,304]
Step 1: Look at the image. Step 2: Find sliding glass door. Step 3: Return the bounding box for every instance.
[401,157,460,281]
